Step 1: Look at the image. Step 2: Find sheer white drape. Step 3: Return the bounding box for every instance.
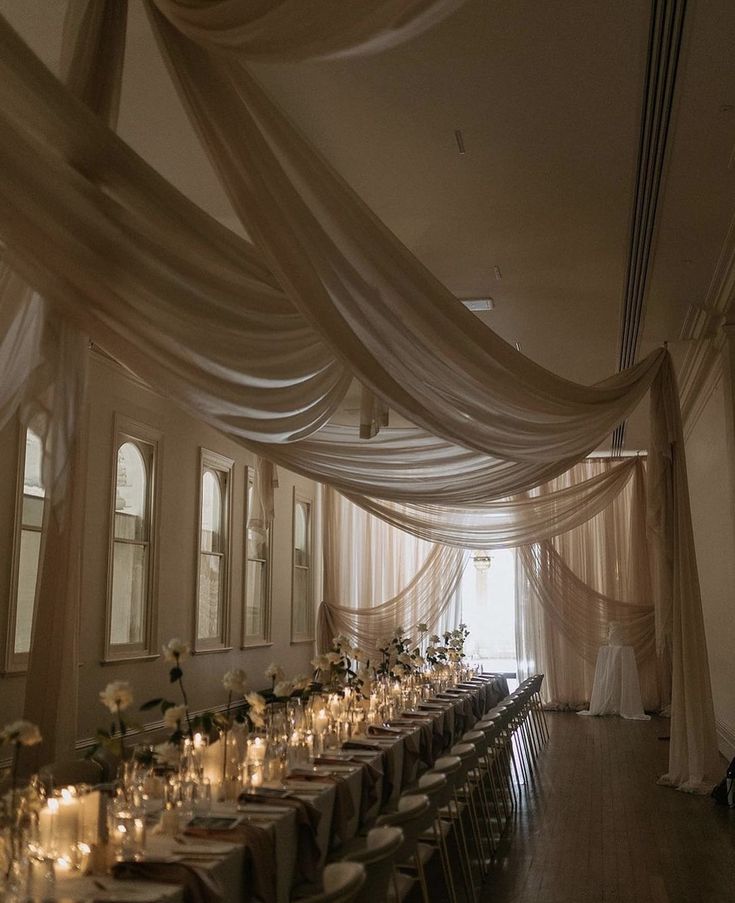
[152,0,467,61]
[318,487,467,661]
[514,460,660,712]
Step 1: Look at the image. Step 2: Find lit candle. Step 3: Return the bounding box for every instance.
[248,737,267,763]
[193,732,204,750]
[314,709,329,735]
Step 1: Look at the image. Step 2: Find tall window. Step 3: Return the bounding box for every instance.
[196,450,233,650]
[6,426,45,672]
[243,466,271,646]
[106,420,159,660]
[291,491,313,642]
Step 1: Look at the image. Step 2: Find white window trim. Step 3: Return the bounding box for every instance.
[103,415,162,664]
[242,464,273,648]
[291,489,314,644]
[195,448,234,653]
[4,421,44,675]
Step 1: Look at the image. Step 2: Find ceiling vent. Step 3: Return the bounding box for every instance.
[460,297,494,312]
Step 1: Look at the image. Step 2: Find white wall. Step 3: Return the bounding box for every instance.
[685,359,735,760]
[0,353,318,748]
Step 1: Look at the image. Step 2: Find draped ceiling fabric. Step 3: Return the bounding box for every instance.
[0,1,719,789]
[342,457,639,548]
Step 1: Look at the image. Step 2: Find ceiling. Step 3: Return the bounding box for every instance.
[2,0,735,451]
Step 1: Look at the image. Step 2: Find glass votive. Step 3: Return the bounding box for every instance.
[107,798,145,862]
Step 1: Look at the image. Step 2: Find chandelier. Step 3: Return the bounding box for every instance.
[472,551,493,571]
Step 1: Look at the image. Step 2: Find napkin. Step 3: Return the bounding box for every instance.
[112,860,222,903]
[185,823,276,903]
[286,772,356,844]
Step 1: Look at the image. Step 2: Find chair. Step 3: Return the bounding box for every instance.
[403,773,459,903]
[428,755,476,903]
[298,862,366,903]
[376,794,433,903]
[342,826,404,903]
[39,757,104,789]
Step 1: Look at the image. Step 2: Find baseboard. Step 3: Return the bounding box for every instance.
[716,717,735,761]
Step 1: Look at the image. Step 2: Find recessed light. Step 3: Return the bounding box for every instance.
[460,297,494,312]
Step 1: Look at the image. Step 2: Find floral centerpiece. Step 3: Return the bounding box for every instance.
[0,721,42,888]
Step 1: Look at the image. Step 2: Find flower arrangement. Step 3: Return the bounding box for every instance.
[0,721,42,881]
[376,627,424,679]
[141,638,196,743]
[312,635,367,694]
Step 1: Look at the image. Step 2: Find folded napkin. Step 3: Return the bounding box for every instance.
[185,823,275,903]
[239,792,322,883]
[342,740,383,752]
[366,725,405,737]
[112,859,223,903]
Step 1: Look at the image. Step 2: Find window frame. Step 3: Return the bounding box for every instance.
[241,464,273,648]
[194,448,234,653]
[290,489,314,643]
[103,415,162,664]
[4,421,46,674]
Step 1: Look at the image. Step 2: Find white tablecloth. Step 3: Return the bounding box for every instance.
[578,645,650,721]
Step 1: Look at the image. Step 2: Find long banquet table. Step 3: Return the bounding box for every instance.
[51,674,509,903]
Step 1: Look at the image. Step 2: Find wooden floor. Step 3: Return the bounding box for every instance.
[479,712,735,903]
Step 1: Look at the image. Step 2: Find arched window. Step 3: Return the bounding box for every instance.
[291,492,313,642]
[196,450,233,649]
[106,420,159,659]
[6,425,46,671]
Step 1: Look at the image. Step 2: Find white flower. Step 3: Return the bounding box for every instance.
[99,681,133,713]
[326,651,342,665]
[1,720,42,747]
[273,680,294,698]
[311,654,330,672]
[397,653,413,666]
[163,705,187,730]
[245,691,267,713]
[393,663,406,676]
[162,638,190,663]
[393,625,404,637]
[413,655,426,667]
[416,623,429,633]
[223,669,248,694]
[249,711,265,729]
[292,674,310,691]
[264,662,285,683]
[430,635,441,644]
[349,647,362,661]
[375,637,390,651]
[332,634,349,649]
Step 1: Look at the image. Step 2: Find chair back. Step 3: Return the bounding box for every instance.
[343,825,403,903]
[376,793,433,856]
[300,862,366,903]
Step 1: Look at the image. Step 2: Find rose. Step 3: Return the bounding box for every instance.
[99,681,133,713]
[163,704,188,730]
[162,638,190,662]
[1,721,42,747]
[264,663,285,683]
[245,691,267,713]
[273,680,294,698]
[223,669,248,694]
[292,674,310,691]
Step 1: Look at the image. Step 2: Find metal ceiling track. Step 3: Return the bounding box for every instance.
[611,0,687,455]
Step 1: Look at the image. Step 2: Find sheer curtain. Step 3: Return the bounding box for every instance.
[318,486,467,660]
[515,459,660,711]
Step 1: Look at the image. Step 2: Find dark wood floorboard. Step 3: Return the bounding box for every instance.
[478,712,735,903]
